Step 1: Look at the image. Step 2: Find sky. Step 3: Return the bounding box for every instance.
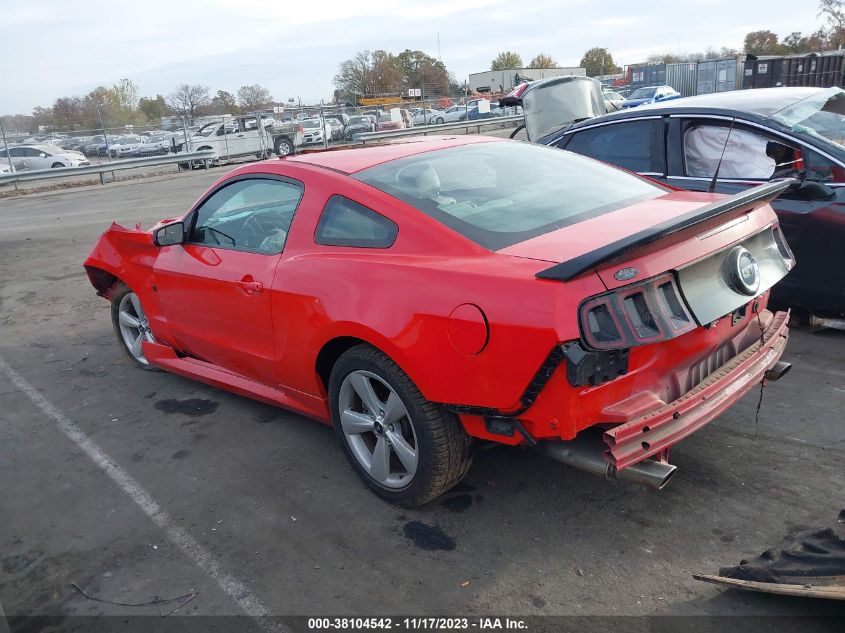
[0,0,824,115]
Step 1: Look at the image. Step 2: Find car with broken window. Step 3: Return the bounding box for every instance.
[535,86,845,318]
[84,136,793,506]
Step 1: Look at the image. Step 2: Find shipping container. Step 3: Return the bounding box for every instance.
[629,64,667,90]
[697,58,740,94]
[666,62,697,96]
[742,57,784,88]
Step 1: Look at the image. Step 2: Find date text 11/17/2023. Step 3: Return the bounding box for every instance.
[307,617,528,630]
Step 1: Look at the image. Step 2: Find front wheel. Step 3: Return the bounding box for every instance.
[329,344,472,506]
[110,283,160,371]
[51,162,64,168]
[435,117,444,124]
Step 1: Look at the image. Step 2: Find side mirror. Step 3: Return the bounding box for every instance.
[154,222,185,247]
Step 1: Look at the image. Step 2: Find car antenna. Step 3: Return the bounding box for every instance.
[708,119,735,194]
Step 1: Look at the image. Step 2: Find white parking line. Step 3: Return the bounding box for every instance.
[0,355,283,630]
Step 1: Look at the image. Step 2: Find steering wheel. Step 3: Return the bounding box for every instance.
[243,211,289,248]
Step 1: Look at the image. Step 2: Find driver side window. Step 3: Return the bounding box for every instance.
[189,178,303,254]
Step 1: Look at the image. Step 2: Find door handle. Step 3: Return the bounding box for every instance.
[235,279,263,294]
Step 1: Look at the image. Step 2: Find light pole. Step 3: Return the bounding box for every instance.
[95,102,112,162]
[0,116,18,190]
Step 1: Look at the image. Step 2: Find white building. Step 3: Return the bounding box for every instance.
[469,67,586,94]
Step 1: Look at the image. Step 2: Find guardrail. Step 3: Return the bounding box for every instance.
[354,115,524,143]
[0,150,217,188]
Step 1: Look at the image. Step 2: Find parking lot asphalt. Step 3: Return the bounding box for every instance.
[0,162,843,626]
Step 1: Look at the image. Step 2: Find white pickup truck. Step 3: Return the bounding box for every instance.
[176,115,304,167]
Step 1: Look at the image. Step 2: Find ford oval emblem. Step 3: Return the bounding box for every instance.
[614,267,639,281]
[724,246,760,296]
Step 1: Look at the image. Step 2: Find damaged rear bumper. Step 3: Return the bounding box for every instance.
[605,310,790,470]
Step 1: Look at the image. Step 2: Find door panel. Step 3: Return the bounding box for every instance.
[153,246,279,384]
[152,176,304,384]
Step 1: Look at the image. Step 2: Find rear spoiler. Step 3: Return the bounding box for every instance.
[536,179,795,282]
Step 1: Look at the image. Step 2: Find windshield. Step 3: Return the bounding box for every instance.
[194,123,217,137]
[302,120,321,128]
[770,87,845,148]
[349,116,368,124]
[378,114,392,122]
[629,87,657,99]
[356,141,665,250]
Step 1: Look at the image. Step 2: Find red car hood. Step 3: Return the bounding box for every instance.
[498,190,779,290]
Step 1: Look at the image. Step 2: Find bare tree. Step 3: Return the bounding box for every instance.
[167,84,211,123]
[237,84,273,112]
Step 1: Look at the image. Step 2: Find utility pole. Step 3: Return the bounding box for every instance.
[95,102,112,162]
[0,117,18,190]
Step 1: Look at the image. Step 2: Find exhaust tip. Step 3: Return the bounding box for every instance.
[654,464,678,490]
[764,361,791,382]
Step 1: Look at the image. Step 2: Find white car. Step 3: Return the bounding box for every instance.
[137,133,178,157]
[0,144,90,170]
[301,119,331,145]
[109,136,143,158]
[177,115,303,164]
[429,106,467,124]
[411,108,441,125]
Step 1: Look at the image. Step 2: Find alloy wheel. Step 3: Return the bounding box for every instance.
[117,292,155,365]
[338,370,418,488]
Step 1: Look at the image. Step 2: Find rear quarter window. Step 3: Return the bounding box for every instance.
[315,195,398,248]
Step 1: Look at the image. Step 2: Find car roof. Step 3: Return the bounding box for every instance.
[285,135,496,173]
[632,87,824,116]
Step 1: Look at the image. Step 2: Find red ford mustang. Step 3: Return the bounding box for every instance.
[84,136,793,505]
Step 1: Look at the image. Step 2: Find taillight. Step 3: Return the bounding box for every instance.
[579,273,696,350]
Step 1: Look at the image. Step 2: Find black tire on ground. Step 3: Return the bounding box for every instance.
[51,162,64,168]
[110,282,161,372]
[329,344,472,506]
[274,137,293,156]
[436,117,444,124]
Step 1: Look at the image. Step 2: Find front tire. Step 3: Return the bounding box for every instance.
[110,283,160,371]
[329,344,472,506]
[51,162,64,168]
[435,117,444,124]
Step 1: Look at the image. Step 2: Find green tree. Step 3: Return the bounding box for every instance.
[579,48,621,77]
[743,30,783,55]
[396,49,449,96]
[529,53,557,68]
[237,84,273,111]
[211,90,238,114]
[491,51,523,70]
[111,78,139,112]
[139,95,170,122]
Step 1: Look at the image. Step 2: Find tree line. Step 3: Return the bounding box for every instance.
[1,80,276,134]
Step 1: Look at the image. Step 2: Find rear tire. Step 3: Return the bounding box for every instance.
[110,283,161,372]
[329,344,472,506]
[51,162,64,168]
[435,117,444,124]
[274,137,293,156]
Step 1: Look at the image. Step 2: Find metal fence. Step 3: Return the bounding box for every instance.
[0,151,215,189]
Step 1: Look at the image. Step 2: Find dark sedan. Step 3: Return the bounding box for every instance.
[540,87,845,317]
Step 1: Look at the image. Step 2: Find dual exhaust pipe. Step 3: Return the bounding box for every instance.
[534,434,677,490]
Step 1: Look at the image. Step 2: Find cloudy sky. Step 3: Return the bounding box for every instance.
[1,0,823,115]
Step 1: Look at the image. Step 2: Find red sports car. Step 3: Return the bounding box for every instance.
[84,136,793,506]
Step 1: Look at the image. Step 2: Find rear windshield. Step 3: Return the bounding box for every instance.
[355,141,665,250]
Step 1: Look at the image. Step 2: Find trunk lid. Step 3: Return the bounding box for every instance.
[498,182,789,290]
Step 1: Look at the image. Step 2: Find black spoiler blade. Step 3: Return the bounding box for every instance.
[536,179,795,282]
